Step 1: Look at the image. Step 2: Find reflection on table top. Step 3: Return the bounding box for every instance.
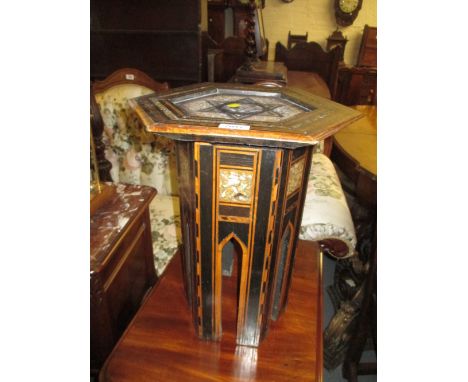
[287,71,331,100]
[100,240,323,382]
[333,105,377,175]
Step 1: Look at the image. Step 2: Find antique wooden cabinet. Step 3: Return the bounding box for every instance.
[91,0,204,86]
[334,25,377,106]
[90,184,157,374]
[130,83,360,347]
[334,66,377,106]
[207,0,265,45]
[356,25,377,67]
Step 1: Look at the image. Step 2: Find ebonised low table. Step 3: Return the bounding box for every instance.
[130,83,360,347]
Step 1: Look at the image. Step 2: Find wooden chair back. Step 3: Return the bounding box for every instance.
[92,67,169,94]
[331,139,377,208]
[275,41,341,98]
[287,31,308,49]
[91,68,169,182]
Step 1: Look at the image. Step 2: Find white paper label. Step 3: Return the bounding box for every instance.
[218,123,250,130]
[125,74,135,80]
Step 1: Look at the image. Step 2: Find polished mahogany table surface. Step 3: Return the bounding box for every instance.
[231,61,331,100]
[287,71,331,100]
[333,105,377,176]
[100,240,323,382]
[232,61,288,85]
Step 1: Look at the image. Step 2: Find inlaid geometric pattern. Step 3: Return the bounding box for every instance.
[286,158,305,196]
[199,97,285,120]
[131,83,363,148]
[173,92,310,123]
[219,169,253,203]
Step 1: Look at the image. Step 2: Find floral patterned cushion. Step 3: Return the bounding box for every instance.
[300,153,356,258]
[149,194,182,276]
[95,84,179,196]
[312,140,325,154]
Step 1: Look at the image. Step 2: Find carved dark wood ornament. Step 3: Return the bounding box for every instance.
[239,0,259,71]
[334,0,363,27]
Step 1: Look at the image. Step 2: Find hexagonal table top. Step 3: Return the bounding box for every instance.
[130,83,362,148]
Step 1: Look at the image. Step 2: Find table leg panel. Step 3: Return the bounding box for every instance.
[175,140,198,331]
[177,141,313,347]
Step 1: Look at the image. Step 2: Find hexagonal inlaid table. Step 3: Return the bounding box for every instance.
[130,83,361,347]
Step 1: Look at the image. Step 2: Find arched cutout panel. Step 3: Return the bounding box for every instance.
[271,223,293,321]
[215,232,249,339]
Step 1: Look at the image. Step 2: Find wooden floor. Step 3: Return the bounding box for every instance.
[100,240,323,382]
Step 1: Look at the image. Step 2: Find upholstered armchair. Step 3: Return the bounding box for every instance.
[91,68,181,275]
[299,152,356,259]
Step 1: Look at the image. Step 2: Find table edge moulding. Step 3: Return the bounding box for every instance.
[129,82,362,148]
[129,82,361,348]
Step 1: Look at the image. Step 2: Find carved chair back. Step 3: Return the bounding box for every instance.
[91,68,179,196]
[287,31,308,49]
[275,41,341,98]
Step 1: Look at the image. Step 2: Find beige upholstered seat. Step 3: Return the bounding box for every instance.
[253,80,357,259]
[300,153,356,259]
[92,69,181,275]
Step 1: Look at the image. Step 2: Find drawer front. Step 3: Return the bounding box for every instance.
[91,212,156,371]
[104,217,154,335]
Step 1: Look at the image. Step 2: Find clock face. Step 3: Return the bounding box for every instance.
[339,0,359,13]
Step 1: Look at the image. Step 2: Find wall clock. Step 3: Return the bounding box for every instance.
[334,0,363,27]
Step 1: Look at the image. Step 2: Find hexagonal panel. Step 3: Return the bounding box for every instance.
[130,83,362,147]
[171,88,314,123]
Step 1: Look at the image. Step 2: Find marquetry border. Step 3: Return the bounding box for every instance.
[193,142,206,337]
[253,150,283,342]
[283,152,308,221]
[212,146,260,341]
[279,152,310,312]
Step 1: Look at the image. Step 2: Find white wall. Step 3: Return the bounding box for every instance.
[262,0,377,65]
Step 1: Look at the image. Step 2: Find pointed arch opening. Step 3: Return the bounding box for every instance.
[215,233,248,339]
[271,222,294,320]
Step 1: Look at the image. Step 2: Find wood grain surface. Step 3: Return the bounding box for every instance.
[100,240,323,382]
[287,71,331,100]
[333,105,376,175]
[91,183,158,374]
[130,82,362,148]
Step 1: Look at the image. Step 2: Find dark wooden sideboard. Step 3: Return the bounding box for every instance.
[334,25,377,106]
[356,25,377,67]
[90,183,157,376]
[334,66,377,106]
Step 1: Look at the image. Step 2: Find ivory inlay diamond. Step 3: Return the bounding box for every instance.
[287,158,305,195]
[219,169,253,203]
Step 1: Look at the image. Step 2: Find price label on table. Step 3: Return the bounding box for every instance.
[218,123,251,131]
